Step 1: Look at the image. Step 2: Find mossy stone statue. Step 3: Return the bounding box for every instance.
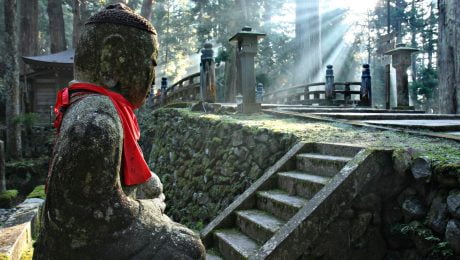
[33,4,205,259]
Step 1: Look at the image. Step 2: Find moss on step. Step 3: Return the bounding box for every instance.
[27,185,45,200]
[0,190,18,208]
[20,247,33,260]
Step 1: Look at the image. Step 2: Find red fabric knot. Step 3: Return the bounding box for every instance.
[53,83,151,186]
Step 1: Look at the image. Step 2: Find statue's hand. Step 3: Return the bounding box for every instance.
[152,193,166,214]
[136,172,164,199]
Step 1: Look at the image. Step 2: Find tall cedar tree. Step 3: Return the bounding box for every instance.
[438,0,460,114]
[141,0,154,20]
[4,0,22,159]
[47,0,67,53]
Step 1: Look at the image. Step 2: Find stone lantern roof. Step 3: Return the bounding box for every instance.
[385,43,419,55]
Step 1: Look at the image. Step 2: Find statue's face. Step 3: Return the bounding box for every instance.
[75,24,159,108]
[127,32,158,108]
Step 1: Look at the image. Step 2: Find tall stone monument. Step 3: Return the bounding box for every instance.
[385,43,418,109]
[230,27,265,114]
[33,4,205,259]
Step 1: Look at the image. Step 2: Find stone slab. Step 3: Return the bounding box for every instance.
[363,120,460,131]
[310,113,460,120]
[0,223,31,260]
[275,108,425,114]
[0,198,44,260]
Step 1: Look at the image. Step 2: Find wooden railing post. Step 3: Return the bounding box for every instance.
[304,85,309,104]
[200,42,216,103]
[360,64,372,106]
[325,65,334,105]
[344,83,351,105]
[160,77,168,106]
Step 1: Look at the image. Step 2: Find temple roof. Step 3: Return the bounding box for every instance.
[23,49,74,68]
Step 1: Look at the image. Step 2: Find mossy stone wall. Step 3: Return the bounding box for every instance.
[140,109,297,229]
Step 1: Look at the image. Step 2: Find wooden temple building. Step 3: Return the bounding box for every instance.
[21,49,74,123]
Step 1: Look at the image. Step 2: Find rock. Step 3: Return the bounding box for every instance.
[232,147,249,161]
[426,194,448,234]
[232,130,244,147]
[411,156,432,181]
[353,193,381,211]
[392,149,412,176]
[350,212,373,242]
[255,133,269,143]
[447,190,460,219]
[191,101,222,113]
[445,219,460,254]
[248,164,262,180]
[402,198,427,220]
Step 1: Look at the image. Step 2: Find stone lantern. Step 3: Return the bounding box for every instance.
[229,26,265,113]
[385,43,419,109]
[200,42,216,103]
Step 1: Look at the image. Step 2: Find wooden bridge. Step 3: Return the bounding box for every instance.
[150,64,372,108]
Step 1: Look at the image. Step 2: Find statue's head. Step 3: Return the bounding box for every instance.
[74,3,158,108]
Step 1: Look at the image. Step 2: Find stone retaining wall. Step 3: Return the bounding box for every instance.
[140,109,298,229]
[302,149,460,259]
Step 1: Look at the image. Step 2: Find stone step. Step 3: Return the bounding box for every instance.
[236,209,285,244]
[256,190,307,221]
[277,171,330,199]
[205,249,223,260]
[307,143,362,158]
[296,153,351,177]
[214,229,259,260]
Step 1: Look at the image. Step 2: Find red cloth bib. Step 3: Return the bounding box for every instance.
[53,83,151,186]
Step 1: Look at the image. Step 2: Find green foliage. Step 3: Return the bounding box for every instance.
[12,113,39,127]
[0,190,19,207]
[27,185,46,199]
[410,67,438,106]
[393,221,454,257]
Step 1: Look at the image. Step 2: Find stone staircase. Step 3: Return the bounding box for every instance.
[202,143,364,260]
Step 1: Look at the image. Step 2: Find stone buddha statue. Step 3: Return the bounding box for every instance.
[33,4,205,259]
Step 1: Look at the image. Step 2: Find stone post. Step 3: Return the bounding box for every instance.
[200,42,216,103]
[360,64,372,106]
[160,77,168,106]
[230,27,266,113]
[256,83,265,103]
[385,43,418,109]
[0,140,5,192]
[325,65,334,105]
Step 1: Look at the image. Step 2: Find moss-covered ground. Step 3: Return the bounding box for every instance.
[175,109,460,174]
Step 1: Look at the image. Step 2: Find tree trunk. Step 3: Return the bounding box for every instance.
[438,0,460,114]
[47,0,67,53]
[141,0,154,20]
[4,0,22,159]
[72,0,81,48]
[295,0,322,84]
[0,141,5,192]
[19,0,39,61]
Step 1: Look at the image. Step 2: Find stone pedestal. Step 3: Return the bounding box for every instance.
[230,27,265,114]
[385,44,418,109]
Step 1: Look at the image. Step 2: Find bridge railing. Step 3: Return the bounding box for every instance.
[151,72,201,108]
[263,64,372,107]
